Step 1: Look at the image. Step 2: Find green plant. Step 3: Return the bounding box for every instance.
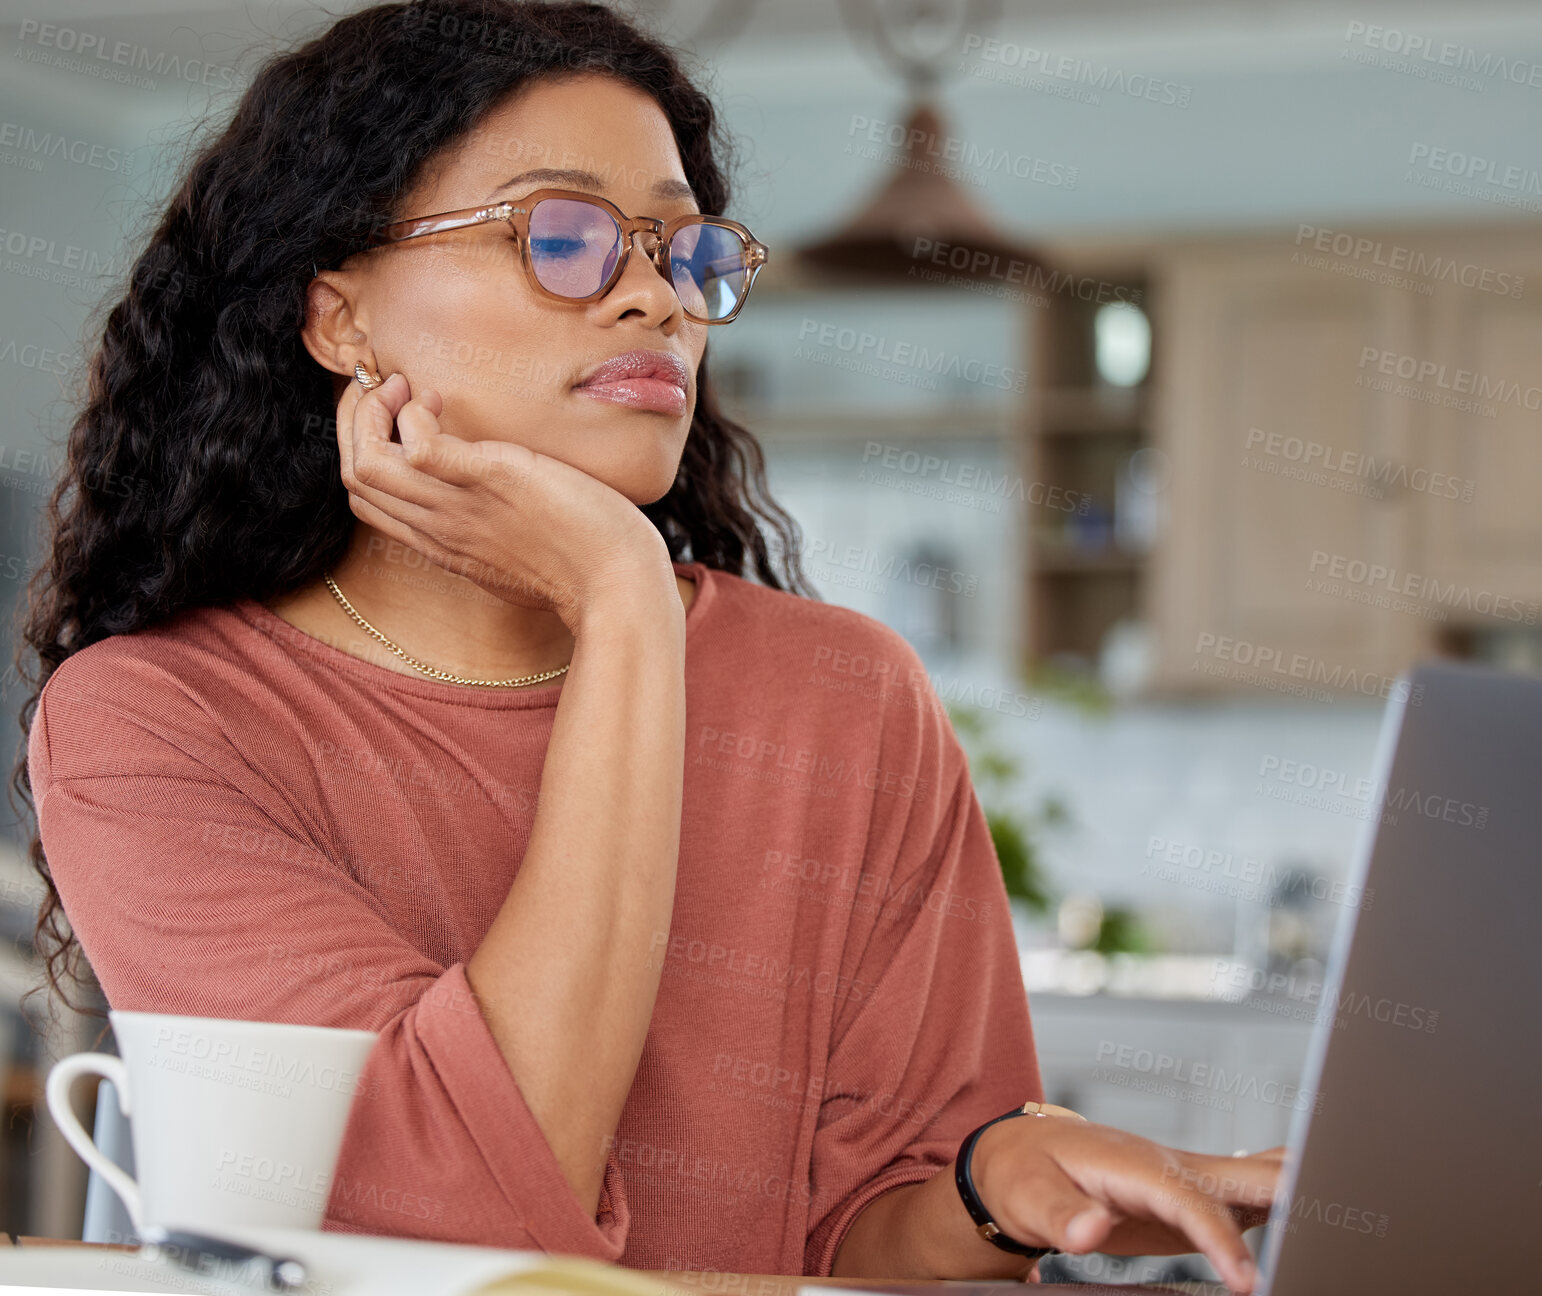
[1023,658,1115,716]
[947,702,1068,917]
[1091,904,1152,955]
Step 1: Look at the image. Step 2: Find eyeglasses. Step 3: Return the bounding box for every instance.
[363,187,768,325]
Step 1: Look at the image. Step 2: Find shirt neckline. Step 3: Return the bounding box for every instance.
[227,560,715,709]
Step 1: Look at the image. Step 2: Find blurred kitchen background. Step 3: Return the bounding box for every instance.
[2,0,1540,1278]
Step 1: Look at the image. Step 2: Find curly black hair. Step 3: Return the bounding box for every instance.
[9,0,815,1016]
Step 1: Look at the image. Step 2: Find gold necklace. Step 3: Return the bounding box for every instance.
[323,573,570,689]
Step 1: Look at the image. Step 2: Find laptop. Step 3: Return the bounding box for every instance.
[832,663,1542,1289]
[803,659,1542,1296]
[1255,658,1542,1292]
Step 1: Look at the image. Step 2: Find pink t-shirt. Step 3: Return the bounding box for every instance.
[27,559,1043,1275]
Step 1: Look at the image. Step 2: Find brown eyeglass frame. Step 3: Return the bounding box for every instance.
[363,187,769,325]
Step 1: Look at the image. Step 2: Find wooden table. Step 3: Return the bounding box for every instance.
[0,1235,1225,1294]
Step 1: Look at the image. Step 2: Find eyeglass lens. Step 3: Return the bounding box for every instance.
[526,197,749,320]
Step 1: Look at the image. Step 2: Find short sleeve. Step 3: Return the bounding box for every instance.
[802,665,1043,1277]
[27,668,630,1258]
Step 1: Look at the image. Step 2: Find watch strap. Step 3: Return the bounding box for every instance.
[954,1100,1086,1259]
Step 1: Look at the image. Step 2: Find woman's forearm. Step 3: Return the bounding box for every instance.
[830,1143,1038,1279]
[465,576,687,1218]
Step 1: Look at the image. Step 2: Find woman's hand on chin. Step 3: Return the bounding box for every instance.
[972,1115,1284,1293]
[334,370,678,629]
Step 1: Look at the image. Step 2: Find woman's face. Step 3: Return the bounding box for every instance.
[313,72,707,505]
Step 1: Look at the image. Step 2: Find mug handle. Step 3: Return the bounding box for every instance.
[45,1053,143,1231]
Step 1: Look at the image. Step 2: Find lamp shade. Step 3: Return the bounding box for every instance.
[794,100,1049,286]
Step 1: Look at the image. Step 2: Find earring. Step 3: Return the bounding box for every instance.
[354,361,383,389]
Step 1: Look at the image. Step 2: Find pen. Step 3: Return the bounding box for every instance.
[138,1224,310,1292]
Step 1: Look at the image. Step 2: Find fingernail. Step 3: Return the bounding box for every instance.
[1236,1256,1256,1288]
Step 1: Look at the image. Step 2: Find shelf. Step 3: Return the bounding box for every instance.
[1033,384,1149,433]
[1033,547,1146,574]
[721,401,1019,442]
[1039,421,1146,440]
[1026,272,1153,668]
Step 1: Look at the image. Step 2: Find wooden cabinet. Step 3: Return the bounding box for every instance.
[1146,239,1425,693]
[1025,224,1542,695]
[1414,232,1542,610]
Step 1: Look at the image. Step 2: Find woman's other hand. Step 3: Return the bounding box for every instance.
[973,1116,1284,1293]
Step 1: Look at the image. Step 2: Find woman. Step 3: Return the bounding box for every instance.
[12,0,1278,1286]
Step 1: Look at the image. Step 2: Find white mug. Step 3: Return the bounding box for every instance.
[47,1010,378,1235]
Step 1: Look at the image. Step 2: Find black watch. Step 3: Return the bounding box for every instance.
[954,1099,1087,1259]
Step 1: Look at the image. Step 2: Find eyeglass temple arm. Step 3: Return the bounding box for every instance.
[371,201,518,247]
